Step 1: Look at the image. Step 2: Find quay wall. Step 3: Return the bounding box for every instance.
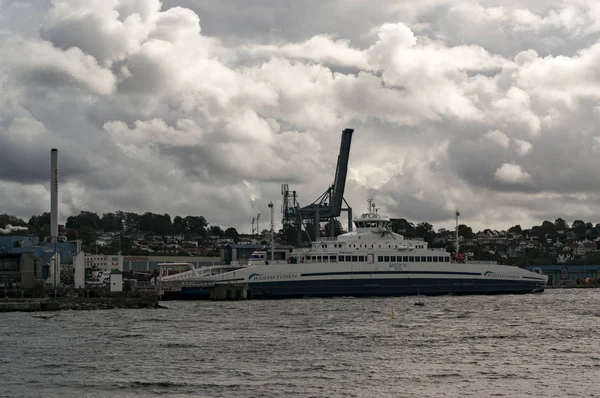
[0,292,159,312]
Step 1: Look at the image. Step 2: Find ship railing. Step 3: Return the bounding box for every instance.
[137,279,239,290]
[316,237,338,242]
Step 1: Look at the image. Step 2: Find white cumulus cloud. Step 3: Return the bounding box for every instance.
[494,163,532,185]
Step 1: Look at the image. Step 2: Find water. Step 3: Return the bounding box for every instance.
[1,289,599,398]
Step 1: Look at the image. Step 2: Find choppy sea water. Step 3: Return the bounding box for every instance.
[1,289,599,398]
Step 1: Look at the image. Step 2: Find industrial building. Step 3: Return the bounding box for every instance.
[0,253,45,290]
[84,253,123,272]
[0,236,80,266]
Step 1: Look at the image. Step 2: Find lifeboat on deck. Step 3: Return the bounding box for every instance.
[453,252,468,263]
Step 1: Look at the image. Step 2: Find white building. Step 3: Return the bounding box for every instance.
[109,271,123,292]
[83,253,123,272]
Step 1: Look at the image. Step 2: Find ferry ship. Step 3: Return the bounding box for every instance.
[199,199,548,299]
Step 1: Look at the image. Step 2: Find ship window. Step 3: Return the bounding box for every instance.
[439,257,444,262]
[323,244,327,248]
[323,256,328,263]
[427,256,432,262]
[359,255,365,262]
[330,256,337,262]
[390,256,396,262]
[433,257,438,262]
[311,256,316,261]
[317,256,322,262]
[378,256,383,262]
[409,256,414,262]
[384,256,390,262]
[352,256,358,262]
[345,256,351,262]
[414,256,420,262]
[445,257,450,262]
[338,256,344,262]
[421,256,426,262]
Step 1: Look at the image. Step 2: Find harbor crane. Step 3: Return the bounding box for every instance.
[282,128,354,246]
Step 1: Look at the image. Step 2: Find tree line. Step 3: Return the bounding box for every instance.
[3,211,600,247]
[0,211,240,243]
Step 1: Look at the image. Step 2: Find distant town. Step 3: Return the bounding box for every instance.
[1,211,599,267]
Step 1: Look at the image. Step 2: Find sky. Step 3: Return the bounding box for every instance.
[1,0,600,234]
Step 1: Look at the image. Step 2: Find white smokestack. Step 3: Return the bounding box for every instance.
[50,148,58,243]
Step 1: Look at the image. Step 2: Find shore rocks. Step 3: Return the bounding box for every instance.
[1,295,159,312]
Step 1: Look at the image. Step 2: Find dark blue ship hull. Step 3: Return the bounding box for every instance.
[160,276,546,300]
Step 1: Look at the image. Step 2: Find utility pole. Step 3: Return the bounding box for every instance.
[455,209,460,254]
[268,202,274,263]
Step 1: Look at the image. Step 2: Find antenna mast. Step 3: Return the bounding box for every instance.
[455,209,460,254]
[268,201,274,263]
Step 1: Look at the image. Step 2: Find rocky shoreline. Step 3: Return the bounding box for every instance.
[56,298,160,311]
[1,295,160,312]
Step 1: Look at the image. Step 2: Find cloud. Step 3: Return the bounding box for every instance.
[494,163,532,185]
[1,38,116,95]
[513,138,532,155]
[2,0,600,233]
[485,130,510,148]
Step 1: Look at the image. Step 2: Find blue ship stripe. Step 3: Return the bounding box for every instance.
[522,276,546,280]
[301,270,481,277]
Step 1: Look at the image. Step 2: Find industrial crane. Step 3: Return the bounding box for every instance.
[282,128,354,246]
